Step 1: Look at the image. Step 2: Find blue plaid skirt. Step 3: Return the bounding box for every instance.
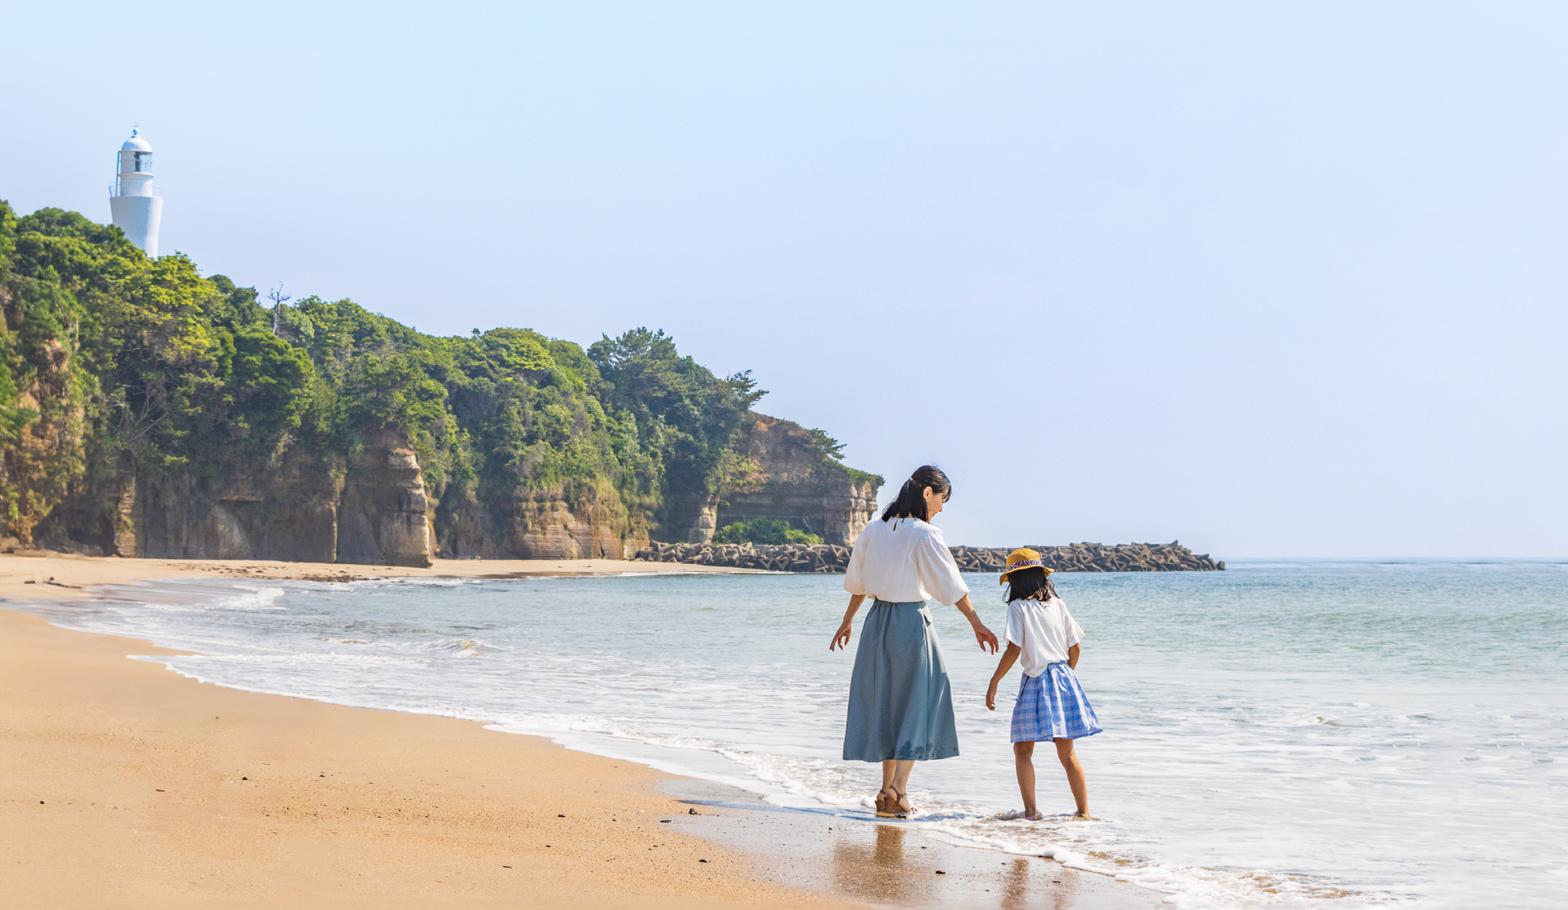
[1010,661,1102,743]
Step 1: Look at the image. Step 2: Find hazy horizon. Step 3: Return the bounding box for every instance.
[5,2,1564,558]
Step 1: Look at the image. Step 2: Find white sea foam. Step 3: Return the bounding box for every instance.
[13,562,1566,909]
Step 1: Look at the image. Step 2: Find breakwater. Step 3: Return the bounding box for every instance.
[632,540,1223,573]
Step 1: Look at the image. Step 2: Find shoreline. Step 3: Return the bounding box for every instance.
[0,552,766,602]
[0,553,1157,909]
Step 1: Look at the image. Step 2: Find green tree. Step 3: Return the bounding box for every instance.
[589,328,764,535]
[713,518,822,546]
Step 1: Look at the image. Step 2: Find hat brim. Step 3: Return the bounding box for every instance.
[998,560,1055,584]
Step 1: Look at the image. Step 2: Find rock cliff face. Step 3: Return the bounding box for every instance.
[711,413,883,546]
[103,432,434,567]
[19,412,884,564]
[434,482,637,560]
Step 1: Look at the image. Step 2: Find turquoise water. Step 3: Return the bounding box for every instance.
[28,559,1567,909]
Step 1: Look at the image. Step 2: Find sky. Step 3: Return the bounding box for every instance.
[4,2,1565,557]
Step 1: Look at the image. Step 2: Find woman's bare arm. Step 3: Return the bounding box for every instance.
[830,594,867,651]
[954,594,1000,653]
[1067,643,1080,670]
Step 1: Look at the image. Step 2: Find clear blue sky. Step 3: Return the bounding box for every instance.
[5,2,1565,557]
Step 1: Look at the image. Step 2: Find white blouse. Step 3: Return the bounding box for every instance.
[1004,596,1084,678]
[843,516,970,606]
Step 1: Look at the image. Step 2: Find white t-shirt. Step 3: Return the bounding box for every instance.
[843,516,970,606]
[1005,596,1084,678]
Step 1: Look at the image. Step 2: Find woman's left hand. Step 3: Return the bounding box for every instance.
[953,595,999,654]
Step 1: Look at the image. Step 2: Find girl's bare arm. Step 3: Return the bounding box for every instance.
[1067,643,1080,670]
[830,594,867,651]
[985,643,1022,710]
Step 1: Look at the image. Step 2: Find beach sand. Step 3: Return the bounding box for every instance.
[1,553,1158,909]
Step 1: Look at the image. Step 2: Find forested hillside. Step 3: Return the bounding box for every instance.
[0,201,870,560]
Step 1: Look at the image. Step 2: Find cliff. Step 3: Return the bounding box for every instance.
[33,433,435,567]
[711,413,883,546]
[434,479,633,560]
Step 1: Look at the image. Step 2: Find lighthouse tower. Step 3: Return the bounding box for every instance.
[109,129,162,257]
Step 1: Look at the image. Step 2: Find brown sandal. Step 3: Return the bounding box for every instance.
[874,788,898,818]
[889,786,913,818]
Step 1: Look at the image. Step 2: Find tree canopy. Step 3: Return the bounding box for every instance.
[0,201,791,545]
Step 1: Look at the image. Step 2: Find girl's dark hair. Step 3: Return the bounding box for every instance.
[881,465,951,523]
[1005,566,1059,603]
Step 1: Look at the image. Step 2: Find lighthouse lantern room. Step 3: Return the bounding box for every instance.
[109,128,163,257]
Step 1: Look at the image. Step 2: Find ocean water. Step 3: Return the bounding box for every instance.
[20,560,1566,909]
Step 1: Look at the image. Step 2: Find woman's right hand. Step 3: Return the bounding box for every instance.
[831,595,866,651]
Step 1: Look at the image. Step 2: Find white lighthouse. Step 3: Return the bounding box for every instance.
[109,129,162,257]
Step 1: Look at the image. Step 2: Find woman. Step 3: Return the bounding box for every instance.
[830,465,999,818]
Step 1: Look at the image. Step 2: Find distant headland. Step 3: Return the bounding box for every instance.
[0,201,880,565]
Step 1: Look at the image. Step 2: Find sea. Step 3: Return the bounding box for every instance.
[19,559,1566,910]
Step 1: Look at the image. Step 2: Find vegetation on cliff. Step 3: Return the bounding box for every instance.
[712,517,822,546]
[0,201,861,550]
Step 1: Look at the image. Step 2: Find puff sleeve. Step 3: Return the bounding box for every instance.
[843,523,870,596]
[913,524,969,606]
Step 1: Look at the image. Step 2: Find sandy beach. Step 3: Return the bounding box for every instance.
[0,553,1157,910]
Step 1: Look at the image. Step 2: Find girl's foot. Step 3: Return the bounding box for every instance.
[1071,811,1094,821]
[874,788,899,818]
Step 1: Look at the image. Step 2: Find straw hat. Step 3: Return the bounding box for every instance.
[998,548,1055,585]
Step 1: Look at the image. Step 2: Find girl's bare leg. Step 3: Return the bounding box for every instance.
[1054,738,1090,817]
[1013,741,1038,818]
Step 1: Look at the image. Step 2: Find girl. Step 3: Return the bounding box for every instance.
[985,548,1101,820]
[831,465,1000,818]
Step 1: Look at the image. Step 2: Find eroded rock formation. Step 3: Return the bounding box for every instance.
[434,481,637,560]
[101,432,434,567]
[710,414,882,546]
[16,412,882,565]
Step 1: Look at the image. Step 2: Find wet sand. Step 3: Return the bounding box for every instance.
[664,780,1163,910]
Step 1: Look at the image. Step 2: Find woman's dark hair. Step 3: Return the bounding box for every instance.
[881,465,951,523]
[1005,566,1059,603]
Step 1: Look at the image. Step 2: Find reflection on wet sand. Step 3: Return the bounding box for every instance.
[665,780,1158,910]
[824,821,1117,910]
[832,823,924,904]
[1000,856,1033,909]
[1000,852,1107,910]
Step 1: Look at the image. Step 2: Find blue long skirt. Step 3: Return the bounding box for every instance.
[842,600,960,762]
